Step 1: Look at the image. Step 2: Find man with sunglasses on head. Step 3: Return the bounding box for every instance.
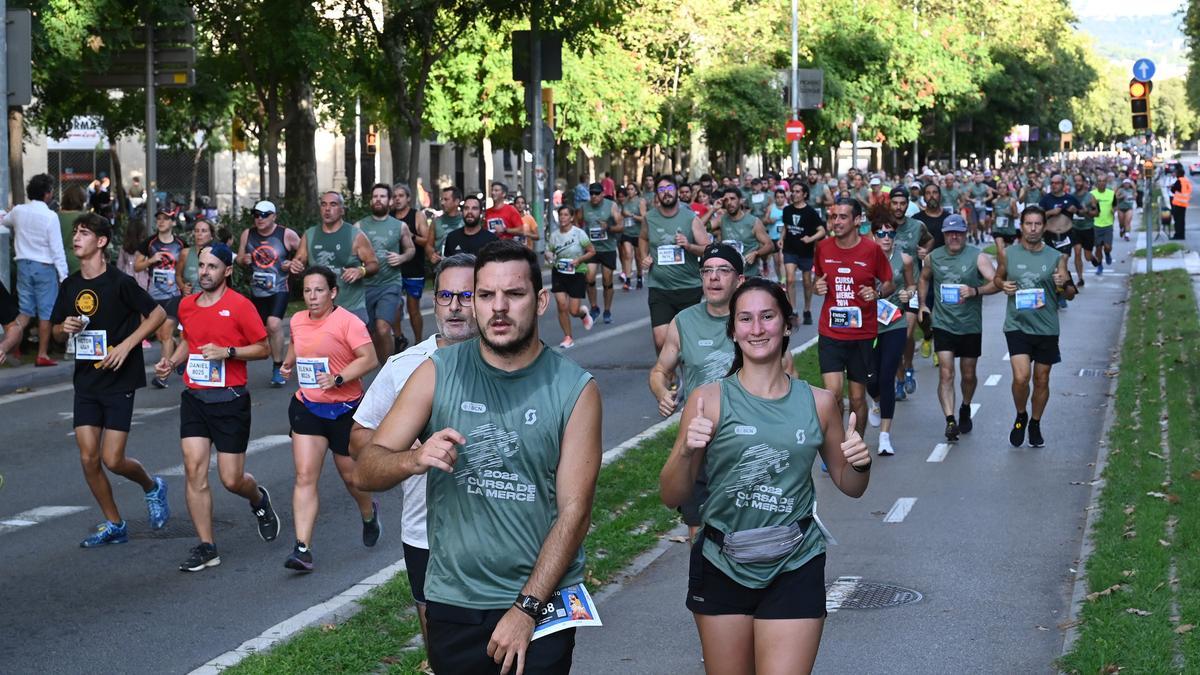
[238,200,300,387]
[638,175,711,353]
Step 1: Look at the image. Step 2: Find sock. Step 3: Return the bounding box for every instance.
[946,415,955,424]
[1030,418,1040,426]
[297,541,309,552]
[273,361,282,370]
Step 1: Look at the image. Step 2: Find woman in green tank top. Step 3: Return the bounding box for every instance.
[660,277,872,674]
[175,218,214,295]
[991,183,1019,251]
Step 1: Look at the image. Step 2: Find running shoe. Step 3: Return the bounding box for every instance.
[904,368,917,394]
[1096,262,1104,276]
[1027,419,1045,448]
[618,272,628,285]
[270,367,286,388]
[944,417,960,442]
[80,520,128,548]
[362,500,381,547]
[622,279,631,292]
[920,339,932,359]
[868,404,881,428]
[151,376,169,389]
[394,334,409,354]
[958,403,973,434]
[35,356,58,367]
[285,541,314,572]
[1091,258,1100,269]
[145,476,170,530]
[558,337,575,349]
[894,380,907,402]
[932,352,939,367]
[1105,251,1112,265]
[581,310,595,331]
[179,543,220,572]
[878,433,895,456]
[589,306,600,322]
[603,310,612,324]
[1057,297,1068,310]
[1009,411,1028,447]
[636,276,644,289]
[251,486,280,542]
[803,311,812,325]
[1077,278,1085,289]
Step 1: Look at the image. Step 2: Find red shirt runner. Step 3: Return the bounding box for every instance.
[177,289,268,388]
[484,203,525,240]
[812,236,893,341]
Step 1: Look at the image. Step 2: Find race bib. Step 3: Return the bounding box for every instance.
[588,225,608,241]
[829,306,863,329]
[1015,288,1046,311]
[555,258,576,274]
[939,284,963,305]
[532,583,603,641]
[187,354,226,388]
[877,299,901,326]
[995,216,1010,229]
[721,239,745,256]
[296,357,330,389]
[487,217,504,233]
[623,217,634,229]
[974,199,984,209]
[908,294,920,310]
[152,268,175,290]
[751,193,765,204]
[656,245,685,265]
[251,271,276,292]
[74,330,108,361]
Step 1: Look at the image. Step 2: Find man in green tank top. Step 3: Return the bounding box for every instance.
[1070,173,1098,289]
[580,183,623,325]
[638,175,711,353]
[995,205,1076,449]
[711,188,773,277]
[287,191,379,325]
[429,185,464,266]
[917,215,998,441]
[358,183,416,363]
[355,240,602,674]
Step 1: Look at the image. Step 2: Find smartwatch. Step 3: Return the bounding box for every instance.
[333,374,345,387]
[513,594,543,620]
[227,346,237,359]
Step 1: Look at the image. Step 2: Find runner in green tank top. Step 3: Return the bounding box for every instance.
[660,277,871,674]
[995,205,1076,449]
[712,189,772,277]
[1070,174,1098,288]
[918,215,998,441]
[355,241,602,674]
[176,219,214,296]
[618,183,646,291]
[639,175,710,353]
[866,220,915,456]
[991,183,1019,250]
[288,191,379,325]
[429,185,464,265]
[579,186,623,324]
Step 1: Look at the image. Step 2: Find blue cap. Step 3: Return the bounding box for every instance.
[202,242,235,266]
[942,214,968,233]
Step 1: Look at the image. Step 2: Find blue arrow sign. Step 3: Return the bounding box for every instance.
[1133,58,1156,82]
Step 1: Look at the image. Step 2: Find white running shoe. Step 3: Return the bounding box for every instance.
[868,404,881,428]
[558,337,575,349]
[878,432,895,456]
[581,309,594,331]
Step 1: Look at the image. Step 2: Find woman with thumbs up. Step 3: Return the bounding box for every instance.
[660,276,872,675]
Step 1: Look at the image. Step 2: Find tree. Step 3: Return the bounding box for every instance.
[693,64,788,175]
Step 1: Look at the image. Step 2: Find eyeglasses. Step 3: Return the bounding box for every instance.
[700,266,737,277]
[656,186,677,194]
[252,210,272,219]
[434,290,473,306]
[876,231,896,239]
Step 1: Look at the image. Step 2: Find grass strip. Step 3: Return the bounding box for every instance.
[1131,242,1188,258]
[1060,270,1200,673]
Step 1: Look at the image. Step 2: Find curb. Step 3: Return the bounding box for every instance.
[0,344,163,396]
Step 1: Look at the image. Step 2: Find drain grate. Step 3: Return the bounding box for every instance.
[1078,368,1115,378]
[122,518,237,540]
[826,577,922,611]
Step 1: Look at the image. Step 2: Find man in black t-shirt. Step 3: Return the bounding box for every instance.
[0,283,22,364]
[442,194,498,257]
[51,213,170,548]
[780,181,826,325]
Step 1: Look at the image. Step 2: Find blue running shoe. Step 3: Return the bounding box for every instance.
[589,306,600,321]
[270,367,286,388]
[894,379,907,402]
[1057,297,1068,310]
[81,520,128,548]
[1096,262,1104,276]
[146,476,170,530]
[904,368,917,394]
[603,310,612,324]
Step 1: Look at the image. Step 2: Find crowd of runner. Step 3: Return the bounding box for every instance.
[0,153,1169,674]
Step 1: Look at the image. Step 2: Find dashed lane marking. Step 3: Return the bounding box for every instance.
[984,374,1002,387]
[0,506,90,536]
[158,435,292,477]
[883,497,917,523]
[971,403,981,417]
[1003,352,1010,361]
[927,443,951,463]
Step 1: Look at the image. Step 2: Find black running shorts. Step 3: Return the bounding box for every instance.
[817,334,874,385]
[687,542,827,620]
[1004,330,1061,365]
[74,390,136,432]
[427,602,575,674]
[932,328,982,359]
[179,389,252,453]
[287,395,357,456]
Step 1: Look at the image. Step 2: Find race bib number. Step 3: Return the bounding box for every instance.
[296,357,330,389]
[751,193,765,204]
[532,583,603,641]
[995,216,1010,229]
[1015,288,1046,311]
[251,271,276,292]
[152,268,175,291]
[877,299,901,326]
[974,199,984,209]
[939,284,963,305]
[74,330,108,361]
[487,217,504,233]
[187,354,226,388]
[721,239,745,256]
[656,245,685,265]
[588,225,608,241]
[623,217,634,229]
[908,294,920,310]
[829,306,863,329]
[555,259,576,274]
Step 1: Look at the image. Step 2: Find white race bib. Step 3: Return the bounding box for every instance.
[751,193,765,204]
[555,259,576,274]
[588,225,608,241]
[939,284,963,305]
[1015,288,1046,311]
[656,245,685,265]
[721,239,745,256]
[829,306,863,329]
[995,216,1010,229]
[187,354,226,387]
[251,271,276,292]
[908,294,920,310]
[152,268,175,290]
[296,357,330,389]
[74,330,108,361]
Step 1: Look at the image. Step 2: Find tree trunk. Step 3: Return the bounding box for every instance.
[407,118,422,195]
[481,136,494,191]
[9,107,24,206]
[257,137,266,201]
[388,125,409,185]
[266,126,281,200]
[284,79,318,223]
[107,138,126,231]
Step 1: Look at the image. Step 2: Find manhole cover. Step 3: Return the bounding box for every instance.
[826,577,922,611]
[122,518,237,540]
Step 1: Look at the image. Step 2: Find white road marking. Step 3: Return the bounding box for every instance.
[0,506,90,535]
[984,374,1002,386]
[883,497,917,523]
[825,576,862,613]
[790,335,818,355]
[563,316,652,349]
[1003,352,1010,361]
[158,435,292,477]
[927,443,951,463]
[0,381,75,406]
[970,403,981,417]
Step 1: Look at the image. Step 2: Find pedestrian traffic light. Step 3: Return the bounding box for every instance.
[230,117,247,152]
[1130,79,1152,131]
[365,125,378,156]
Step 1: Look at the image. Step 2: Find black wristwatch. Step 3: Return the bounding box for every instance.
[514,594,544,620]
[333,374,345,387]
[227,346,237,359]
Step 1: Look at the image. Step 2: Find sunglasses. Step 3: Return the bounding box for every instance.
[656,186,677,194]
[252,210,273,219]
[876,231,896,239]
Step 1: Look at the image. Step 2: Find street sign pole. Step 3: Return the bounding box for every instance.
[530,11,544,238]
[1143,173,1154,273]
[789,0,799,172]
[0,2,10,212]
[145,20,157,221]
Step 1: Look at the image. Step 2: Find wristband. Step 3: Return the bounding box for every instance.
[852,461,872,474]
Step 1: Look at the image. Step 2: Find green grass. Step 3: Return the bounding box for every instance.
[983,244,998,256]
[1059,270,1200,673]
[1131,243,1188,258]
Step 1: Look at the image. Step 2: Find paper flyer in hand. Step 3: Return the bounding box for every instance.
[532,583,602,641]
[876,299,901,326]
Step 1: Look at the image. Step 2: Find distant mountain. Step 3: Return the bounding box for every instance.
[1076,14,1188,78]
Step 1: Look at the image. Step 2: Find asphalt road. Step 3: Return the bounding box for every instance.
[0,266,826,674]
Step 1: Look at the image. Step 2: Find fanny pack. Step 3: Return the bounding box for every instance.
[185,386,247,404]
[705,516,812,564]
[300,393,361,420]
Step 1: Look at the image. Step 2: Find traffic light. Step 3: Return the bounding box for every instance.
[1130,79,1152,131]
[365,125,378,155]
[230,117,247,152]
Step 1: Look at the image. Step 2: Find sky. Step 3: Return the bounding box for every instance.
[1072,0,1182,18]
